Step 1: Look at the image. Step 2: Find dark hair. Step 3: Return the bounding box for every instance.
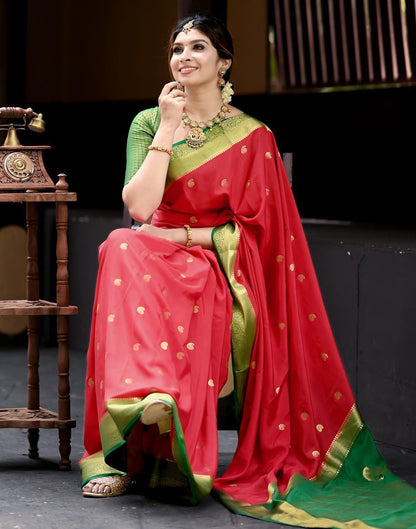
[168,14,234,83]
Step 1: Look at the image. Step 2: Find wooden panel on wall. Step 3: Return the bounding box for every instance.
[227,0,268,95]
[24,1,268,104]
[0,0,7,104]
[0,225,27,336]
[25,1,178,103]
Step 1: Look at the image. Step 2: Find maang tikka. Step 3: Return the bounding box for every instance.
[182,19,194,34]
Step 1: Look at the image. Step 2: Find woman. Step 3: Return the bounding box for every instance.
[80,14,416,528]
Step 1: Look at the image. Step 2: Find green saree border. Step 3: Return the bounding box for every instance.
[167,114,265,185]
[79,450,126,487]
[216,489,380,529]
[216,406,416,528]
[80,393,212,504]
[212,222,257,418]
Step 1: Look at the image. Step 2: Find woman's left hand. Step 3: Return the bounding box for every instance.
[136,224,185,244]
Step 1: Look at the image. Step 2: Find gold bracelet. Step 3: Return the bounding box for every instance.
[148,145,173,156]
[183,224,192,247]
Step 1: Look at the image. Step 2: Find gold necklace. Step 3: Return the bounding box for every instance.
[182,104,230,148]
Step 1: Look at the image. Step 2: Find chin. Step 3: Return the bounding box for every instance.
[180,77,205,88]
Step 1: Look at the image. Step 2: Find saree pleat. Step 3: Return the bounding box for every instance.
[80,113,416,527]
[80,228,233,501]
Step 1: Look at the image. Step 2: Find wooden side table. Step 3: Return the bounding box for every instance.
[0,173,78,470]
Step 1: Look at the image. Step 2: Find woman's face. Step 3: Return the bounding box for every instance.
[170,28,229,89]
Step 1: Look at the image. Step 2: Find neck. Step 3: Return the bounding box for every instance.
[184,85,224,120]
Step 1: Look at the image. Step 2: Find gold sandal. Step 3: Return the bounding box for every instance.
[140,399,173,435]
[82,475,132,498]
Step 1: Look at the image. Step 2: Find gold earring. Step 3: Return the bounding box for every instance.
[218,68,226,87]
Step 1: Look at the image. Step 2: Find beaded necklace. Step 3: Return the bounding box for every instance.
[182,104,230,148]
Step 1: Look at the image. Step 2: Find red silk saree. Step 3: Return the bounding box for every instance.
[80,112,416,527]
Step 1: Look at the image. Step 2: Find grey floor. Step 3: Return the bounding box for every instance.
[1,347,416,529]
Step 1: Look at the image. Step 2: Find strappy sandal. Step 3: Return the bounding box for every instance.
[140,399,173,435]
[82,475,132,498]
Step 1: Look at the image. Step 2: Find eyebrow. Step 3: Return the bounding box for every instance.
[172,39,210,46]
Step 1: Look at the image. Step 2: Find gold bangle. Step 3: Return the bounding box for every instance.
[183,224,192,247]
[148,145,173,156]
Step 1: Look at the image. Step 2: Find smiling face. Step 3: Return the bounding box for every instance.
[170,28,230,89]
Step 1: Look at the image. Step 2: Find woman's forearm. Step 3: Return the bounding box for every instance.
[175,226,214,249]
[138,224,214,250]
[122,124,176,222]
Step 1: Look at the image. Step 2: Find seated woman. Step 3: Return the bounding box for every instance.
[79,13,416,528]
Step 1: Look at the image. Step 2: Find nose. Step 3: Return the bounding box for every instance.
[179,48,191,62]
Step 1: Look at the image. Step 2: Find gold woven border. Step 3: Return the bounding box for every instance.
[212,222,257,415]
[167,114,264,186]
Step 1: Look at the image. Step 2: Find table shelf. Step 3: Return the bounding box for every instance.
[0,407,76,429]
[0,299,78,315]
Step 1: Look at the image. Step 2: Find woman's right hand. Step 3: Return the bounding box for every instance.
[158,81,186,130]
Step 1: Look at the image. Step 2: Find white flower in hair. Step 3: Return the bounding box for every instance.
[221,81,234,104]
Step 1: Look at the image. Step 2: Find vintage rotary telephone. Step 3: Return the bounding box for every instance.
[0,106,55,189]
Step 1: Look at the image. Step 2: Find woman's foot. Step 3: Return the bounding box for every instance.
[82,475,132,498]
[140,399,173,435]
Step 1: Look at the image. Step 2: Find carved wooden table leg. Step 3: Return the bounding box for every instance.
[26,202,40,459]
[58,426,72,471]
[57,314,71,470]
[56,196,72,470]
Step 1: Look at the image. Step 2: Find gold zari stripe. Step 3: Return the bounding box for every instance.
[216,494,377,529]
[314,404,364,484]
[167,114,264,186]
[212,222,257,414]
[279,404,364,497]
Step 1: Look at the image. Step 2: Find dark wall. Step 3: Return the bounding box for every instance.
[305,223,416,450]
[237,87,416,225]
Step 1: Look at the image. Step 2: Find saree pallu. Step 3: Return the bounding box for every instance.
[80,114,416,527]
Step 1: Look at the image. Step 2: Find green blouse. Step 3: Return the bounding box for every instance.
[124,107,161,186]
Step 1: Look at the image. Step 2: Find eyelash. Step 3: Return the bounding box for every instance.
[172,44,205,54]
